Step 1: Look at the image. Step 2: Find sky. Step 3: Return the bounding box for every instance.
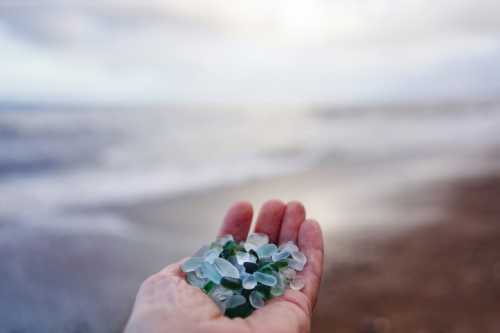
[0,0,500,106]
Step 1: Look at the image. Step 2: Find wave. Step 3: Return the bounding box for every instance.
[1,103,500,230]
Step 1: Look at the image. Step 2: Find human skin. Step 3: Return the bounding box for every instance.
[124,200,324,333]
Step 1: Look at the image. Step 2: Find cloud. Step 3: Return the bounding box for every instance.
[0,0,499,105]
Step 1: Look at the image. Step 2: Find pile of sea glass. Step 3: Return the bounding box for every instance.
[181,233,307,318]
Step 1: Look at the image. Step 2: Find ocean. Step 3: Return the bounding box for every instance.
[1,102,500,232]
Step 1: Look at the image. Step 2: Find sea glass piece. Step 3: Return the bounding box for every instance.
[270,285,284,296]
[290,277,305,291]
[210,286,233,313]
[237,265,247,276]
[243,242,258,252]
[247,233,269,245]
[249,290,265,309]
[202,281,216,294]
[223,240,238,251]
[245,233,269,252]
[187,271,208,288]
[255,284,272,300]
[181,257,204,273]
[204,248,222,264]
[270,271,285,297]
[271,259,288,271]
[258,258,273,266]
[220,277,242,290]
[216,234,234,246]
[248,249,259,259]
[212,298,227,313]
[228,255,239,266]
[225,300,254,318]
[242,274,258,289]
[211,285,233,301]
[228,256,246,275]
[281,267,297,281]
[214,257,240,279]
[226,294,246,309]
[287,258,305,271]
[256,243,278,260]
[236,251,252,265]
[221,241,240,258]
[291,250,307,266]
[253,272,278,287]
[272,249,291,262]
[279,241,299,253]
[244,262,259,274]
[239,271,250,281]
[194,267,204,279]
[274,271,285,288]
[257,263,275,274]
[201,262,223,284]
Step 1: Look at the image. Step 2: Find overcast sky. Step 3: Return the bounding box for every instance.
[1,0,499,106]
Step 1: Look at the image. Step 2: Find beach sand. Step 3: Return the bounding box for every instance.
[313,172,500,332]
[2,158,500,332]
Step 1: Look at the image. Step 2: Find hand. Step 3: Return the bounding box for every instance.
[124,200,324,333]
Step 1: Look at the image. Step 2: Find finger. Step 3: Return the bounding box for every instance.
[297,219,324,308]
[218,201,253,242]
[254,199,286,244]
[279,201,306,244]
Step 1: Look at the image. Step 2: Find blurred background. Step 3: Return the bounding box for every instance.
[1,1,500,332]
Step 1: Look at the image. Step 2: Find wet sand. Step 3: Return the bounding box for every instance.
[313,172,500,333]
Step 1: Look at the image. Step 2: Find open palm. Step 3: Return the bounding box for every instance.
[125,200,324,333]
